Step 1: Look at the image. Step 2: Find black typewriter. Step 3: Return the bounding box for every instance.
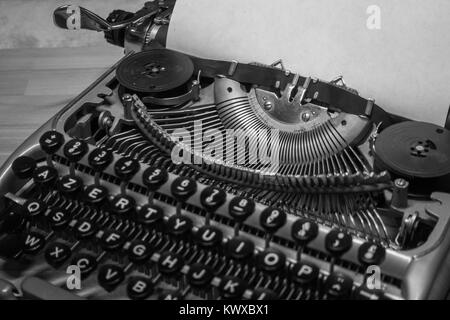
[1,1,450,300]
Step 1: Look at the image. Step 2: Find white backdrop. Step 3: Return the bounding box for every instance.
[168,0,450,125]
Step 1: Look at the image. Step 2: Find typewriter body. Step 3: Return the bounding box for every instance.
[1,1,450,300]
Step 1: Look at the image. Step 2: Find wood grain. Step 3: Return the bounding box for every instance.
[0,45,124,164]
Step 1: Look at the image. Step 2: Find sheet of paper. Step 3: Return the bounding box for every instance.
[167,0,450,125]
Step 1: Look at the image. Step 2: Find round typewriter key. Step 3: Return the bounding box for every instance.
[325,229,352,256]
[63,139,88,162]
[291,262,319,286]
[142,167,168,191]
[136,204,164,226]
[88,148,113,172]
[22,232,45,254]
[58,175,83,195]
[251,288,278,300]
[114,156,140,181]
[200,186,226,212]
[23,199,47,218]
[83,185,108,205]
[291,219,319,245]
[218,276,246,300]
[324,272,353,300]
[48,208,71,231]
[358,242,386,266]
[158,252,183,275]
[195,226,223,248]
[98,264,125,292]
[260,207,286,233]
[45,242,71,267]
[166,215,193,237]
[227,236,254,260]
[128,240,153,264]
[74,219,97,240]
[100,230,125,251]
[228,196,255,222]
[71,253,97,279]
[187,263,214,288]
[0,204,25,233]
[110,194,135,215]
[33,165,58,187]
[12,156,36,179]
[39,131,64,154]
[257,248,286,273]
[171,176,197,202]
[127,276,154,300]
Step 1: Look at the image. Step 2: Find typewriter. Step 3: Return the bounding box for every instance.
[0,0,450,300]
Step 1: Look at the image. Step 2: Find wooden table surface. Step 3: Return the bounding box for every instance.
[0,45,124,165]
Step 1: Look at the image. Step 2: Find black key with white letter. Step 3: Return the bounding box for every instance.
[128,240,153,264]
[218,276,246,300]
[158,251,183,276]
[114,156,140,181]
[127,276,154,300]
[74,219,97,240]
[100,230,125,251]
[187,263,214,288]
[325,229,352,257]
[324,272,353,300]
[291,219,318,246]
[170,177,197,202]
[23,199,47,218]
[291,262,319,286]
[358,242,386,267]
[39,131,64,155]
[98,264,125,292]
[195,226,223,248]
[136,204,164,227]
[166,215,192,237]
[200,186,226,212]
[88,148,113,172]
[39,131,64,168]
[257,248,286,273]
[260,207,286,234]
[228,196,254,222]
[45,242,72,267]
[63,139,88,163]
[110,194,135,216]
[83,184,108,205]
[23,232,45,254]
[142,167,168,191]
[33,166,58,188]
[226,237,254,261]
[57,175,83,195]
[48,208,71,231]
[71,253,97,279]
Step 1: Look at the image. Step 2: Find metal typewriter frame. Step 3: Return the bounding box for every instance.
[1,56,450,300]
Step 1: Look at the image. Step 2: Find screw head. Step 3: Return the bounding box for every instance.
[395,178,408,188]
[301,112,312,122]
[263,101,273,110]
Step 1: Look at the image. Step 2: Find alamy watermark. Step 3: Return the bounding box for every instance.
[367,5,381,30]
[169,120,281,173]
